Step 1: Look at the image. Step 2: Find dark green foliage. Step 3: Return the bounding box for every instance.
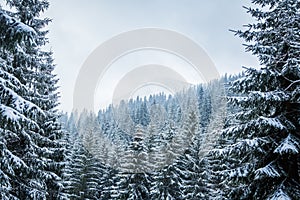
[210,0,300,199]
[0,1,63,199]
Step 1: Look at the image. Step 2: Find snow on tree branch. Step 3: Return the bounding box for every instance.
[274,134,300,155]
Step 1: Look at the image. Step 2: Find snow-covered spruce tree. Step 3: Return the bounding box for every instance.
[146,103,169,171]
[30,36,64,200]
[62,132,105,199]
[101,128,145,200]
[62,135,88,199]
[150,122,188,200]
[6,0,64,198]
[78,112,106,199]
[180,110,204,199]
[214,0,300,199]
[197,85,212,134]
[150,164,183,200]
[194,80,228,199]
[117,125,152,200]
[0,1,63,199]
[101,169,129,200]
[0,7,43,199]
[62,111,108,199]
[178,84,224,199]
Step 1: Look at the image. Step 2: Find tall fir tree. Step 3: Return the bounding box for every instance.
[0,0,64,199]
[213,0,300,199]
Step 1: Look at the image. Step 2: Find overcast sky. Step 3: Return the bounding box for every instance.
[6,0,260,112]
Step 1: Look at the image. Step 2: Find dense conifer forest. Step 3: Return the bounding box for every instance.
[0,0,299,199]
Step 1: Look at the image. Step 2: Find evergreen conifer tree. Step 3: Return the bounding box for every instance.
[0,1,63,199]
[213,0,300,199]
